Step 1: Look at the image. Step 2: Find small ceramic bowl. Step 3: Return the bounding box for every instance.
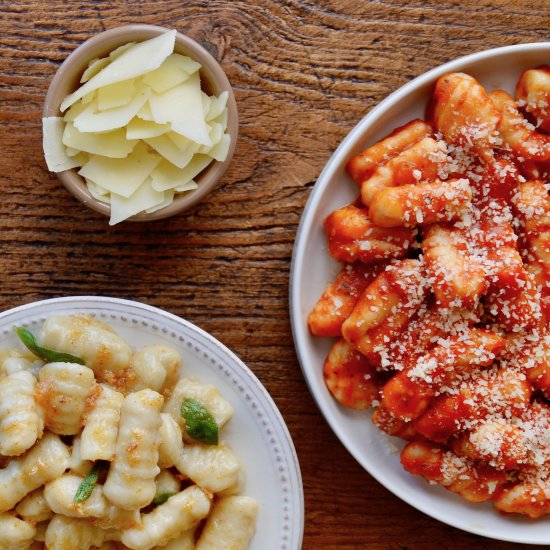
[43,24,238,222]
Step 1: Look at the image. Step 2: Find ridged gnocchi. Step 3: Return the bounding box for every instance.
[0,370,43,456]
[36,362,96,436]
[0,512,36,550]
[0,315,258,547]
[309,66,550,517]
[103,388,164,510]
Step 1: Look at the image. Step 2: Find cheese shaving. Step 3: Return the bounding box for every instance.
[42,117,82,172]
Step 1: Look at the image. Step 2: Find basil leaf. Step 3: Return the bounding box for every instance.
[180,398,219,445]
[151,492,175,505]
[14,326,85,365]
[74,461,108,504]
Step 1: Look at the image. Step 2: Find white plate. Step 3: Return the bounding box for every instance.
[290,43,550,545]
[0,296,304,550]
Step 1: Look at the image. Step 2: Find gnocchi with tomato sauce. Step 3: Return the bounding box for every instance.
[309,66,550,517]
[0,315,259,549]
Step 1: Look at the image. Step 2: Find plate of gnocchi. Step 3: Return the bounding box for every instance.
[291,43,550,544]
[0,296,303,550]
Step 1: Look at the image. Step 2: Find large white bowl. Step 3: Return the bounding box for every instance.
[290,43,550,544]
[0,296,304,550]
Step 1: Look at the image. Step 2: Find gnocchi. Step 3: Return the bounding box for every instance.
[164,377,234,442]
[0,315,258,547]
[102,389,164,510]
[39,315,132,387]
[0,370,43,456]
[80,383,124,461]
[121,486,211,549]
[310,67,550,517]
[195,496,260,550]
[36,362,96,435]
[0,512,36,550]
[15,488,53,523]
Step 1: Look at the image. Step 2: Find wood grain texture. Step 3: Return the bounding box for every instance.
[0,1,548,548]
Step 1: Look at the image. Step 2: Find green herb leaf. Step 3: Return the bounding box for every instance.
[151,492,175,506]
[180,397,219,445]
[14,326,85,365]
[74,461,108,504]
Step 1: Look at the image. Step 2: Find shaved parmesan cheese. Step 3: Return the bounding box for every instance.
[145,190,175,213]
[126,118,170,139]
[210,121,224,146]
[42,117,82,172]
[63,122,138,158]
[201,92,212,116]
[48,31,232,223]
[97,79,137,110]
[60,30,176,111]
[151,160,197,192]
[145,134,199,169]
[81,91,96,105]
[142,53,199,94]
[171,53,202,75]
[86,179,111,203]
[109,42,135,60]
[212,107,228,132]
[207,91,228,122]
[74,84,151,133]
[86,179,109,195]
[175,180,198,193]
[79,142,161,198]
[208,133,231,162]
[149,72,212,146]
[80,57,110,84]
[167,131,199,153]
[199,122,223,154]
[109,178,165,225]
[137,101,155,121]
[151,154,212,192]
[71,151,90,166]
[63,99,90,122]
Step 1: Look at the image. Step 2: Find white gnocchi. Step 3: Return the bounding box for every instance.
[131,344,181,392]
[103,388,164,510]
[196,496,260,550]
[44,474,106,518]
[80,383,124,461]
[164,377,234,442]
[36,362,96,435]
[121,485,211,550]
[178,442,242,493]
[154,469,181,500]
[67,435,93,477]
[0,370,43,456]
[158,412,185,469]
[158,529,196,550]
[0,433,70,513]
[0,315,259,549]
[14,488,53,523]
[0,512,36,550]
[39,315,132,385]
[44,515,118,550]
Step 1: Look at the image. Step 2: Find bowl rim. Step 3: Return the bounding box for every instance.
[290,41,550,544]
[43,24,238,222]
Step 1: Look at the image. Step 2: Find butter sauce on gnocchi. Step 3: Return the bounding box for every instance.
[309,68,550,518]
[0,315,259,550]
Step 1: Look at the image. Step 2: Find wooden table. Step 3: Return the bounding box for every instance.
[1,1,548,548]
